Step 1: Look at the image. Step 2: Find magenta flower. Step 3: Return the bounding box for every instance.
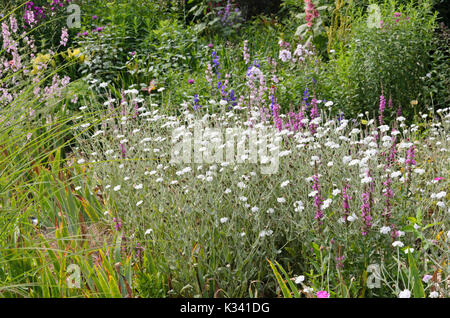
[312,174,324,223]
[379,94,386,125]
[188,79,195,84]
[316,291,330,298]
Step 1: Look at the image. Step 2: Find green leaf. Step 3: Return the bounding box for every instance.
[408,253,425,298]
[268,259,292,298]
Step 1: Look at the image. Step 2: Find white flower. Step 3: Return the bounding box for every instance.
[414,168,425,175]
[113,185,121,191]
[429,291,439,298]
[77,159,85,164]
[391,171,402,178]
[259,229,273,237]
[277,197,286,203]
[239,196,247,202]
[303,287,313,293]
[136,200,143,206]
[267,208,275,214]
[437,201,445,208]
[380,226,391,234]
[321,198,332,210]
[361,176,373,184]
[134,184,143,190]
[295,275,305,284]
[144,228,153,235]
[404,248,414,254]
[327,161,334,167]
[435,191,446,199]
[332,189,341,196]
[237,181,247,189]
[398,289,411,298]
[294,201,304,212]
[325,101,334,107]
[347,214,357,222]
[220,217,229,224]
[308,191,318,197]
[392,241,404,248]
[224,188,232,194]
[251,206,259,213]
[342,156,352,164]
[280,180,290,188]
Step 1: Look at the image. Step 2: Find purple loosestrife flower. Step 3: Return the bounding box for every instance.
[405,145,416,166]
[379,94,386,125]
[312,174,324,223]
[271,101,283,132]
[389,136,398,165]
[188,78,194,84]
[361,190,372,236]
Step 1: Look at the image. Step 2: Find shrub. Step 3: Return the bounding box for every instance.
[328,0,438,120]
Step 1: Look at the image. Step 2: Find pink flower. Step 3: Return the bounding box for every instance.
[434,177,444,182]
[60,27,69,47]
[316,291,330,298]
[304,0,319,28]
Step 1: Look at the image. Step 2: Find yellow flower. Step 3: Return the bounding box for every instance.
[31,53,52,75]
[66,48,86,62]
[410,100,418,106]
[361,120,368,125]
